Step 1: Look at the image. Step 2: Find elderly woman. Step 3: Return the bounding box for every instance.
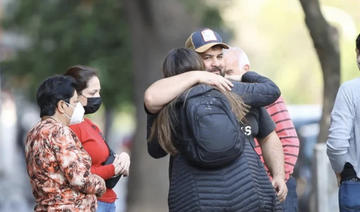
[25,75,106,211]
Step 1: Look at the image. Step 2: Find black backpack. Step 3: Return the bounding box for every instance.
[175,85,246,168]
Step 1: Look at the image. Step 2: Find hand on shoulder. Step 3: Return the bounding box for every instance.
[194,71,233,92]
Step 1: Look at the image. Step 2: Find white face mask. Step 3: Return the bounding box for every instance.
[64,102,85,124]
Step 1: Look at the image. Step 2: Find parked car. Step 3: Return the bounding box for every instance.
[288,105,321,212]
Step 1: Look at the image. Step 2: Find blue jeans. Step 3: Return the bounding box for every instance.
[281,176,298,212]
[339,180,360,212]
[97,200,116,212]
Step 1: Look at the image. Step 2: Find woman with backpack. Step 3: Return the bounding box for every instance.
[145,48,283,211]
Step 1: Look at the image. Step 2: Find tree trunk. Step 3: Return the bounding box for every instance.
[299,0,340,143]
[299,1,341,211]
[122,0,198,211]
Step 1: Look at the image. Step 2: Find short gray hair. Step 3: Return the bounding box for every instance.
[223,47,250,69]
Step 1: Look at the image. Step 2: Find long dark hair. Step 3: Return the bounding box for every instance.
[149,48,249,155]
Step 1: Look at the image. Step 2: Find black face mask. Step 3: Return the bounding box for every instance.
[84,97,102,114]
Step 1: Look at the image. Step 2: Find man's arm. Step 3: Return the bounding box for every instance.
[265,96,299,181]
[144,71,233,114]
[258,131,287,201]
[256,107,287,202]
[327,84,354,175]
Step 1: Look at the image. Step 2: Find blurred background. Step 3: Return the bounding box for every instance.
[0,0,359,211]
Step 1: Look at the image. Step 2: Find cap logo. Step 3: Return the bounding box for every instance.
[201,29,217,42]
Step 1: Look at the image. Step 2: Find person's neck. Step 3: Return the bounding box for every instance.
[42,112,68,126]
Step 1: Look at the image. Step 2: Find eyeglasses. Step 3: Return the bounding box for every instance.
[63,101,78,108]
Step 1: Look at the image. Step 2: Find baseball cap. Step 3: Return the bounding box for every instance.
[185,28,229,53]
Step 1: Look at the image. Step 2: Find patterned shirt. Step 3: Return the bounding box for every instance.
[25,118,105,211]
[254,96,300,181]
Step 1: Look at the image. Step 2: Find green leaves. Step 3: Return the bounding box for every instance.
[2,0,132,109]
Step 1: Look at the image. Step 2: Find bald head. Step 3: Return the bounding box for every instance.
[223,47,250,76]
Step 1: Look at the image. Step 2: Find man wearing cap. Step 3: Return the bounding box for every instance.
[144,28,287,202]
[184,28,229,75]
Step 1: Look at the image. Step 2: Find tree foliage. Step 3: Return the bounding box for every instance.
[2,0,132,109]
[180,0,231,37]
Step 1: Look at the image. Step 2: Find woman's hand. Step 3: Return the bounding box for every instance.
[195,71,233,92]
[113,152,130,176]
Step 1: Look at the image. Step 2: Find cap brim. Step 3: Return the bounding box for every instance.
[195,42,229,53]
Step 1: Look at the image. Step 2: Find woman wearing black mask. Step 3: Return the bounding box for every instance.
[65,65,130,212]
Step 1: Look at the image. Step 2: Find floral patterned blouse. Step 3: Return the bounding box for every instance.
[25,118,105,211]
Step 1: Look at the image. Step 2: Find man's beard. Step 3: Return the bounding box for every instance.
[208,67,223,76]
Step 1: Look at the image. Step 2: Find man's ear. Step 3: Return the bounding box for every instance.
[243,64,250,71]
